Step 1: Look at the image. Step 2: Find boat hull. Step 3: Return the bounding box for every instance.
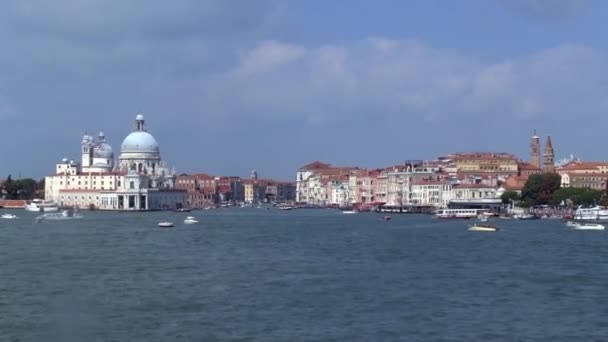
[468,225,499,232]
[25,205,59,212]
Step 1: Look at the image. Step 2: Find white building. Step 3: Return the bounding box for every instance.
[45,114,186,210]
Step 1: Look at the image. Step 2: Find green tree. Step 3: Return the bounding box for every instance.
[522,173,561,206]
[2,176,40,200]
[501,190,520,204]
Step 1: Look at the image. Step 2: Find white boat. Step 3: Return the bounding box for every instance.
[25,199,59,212]
[565,221,579,228]
[477,215,488,222]
[278,204,294,210]
[573,223,605,230]
[1,213,18,219]
[436,209,488,219]
[184,216,199,224]
[468,224,499,232]
[573,205,608,221]
[36,210,83,221]
[341,210,358,214]
[158,222,174,228]
[513,214,539,220]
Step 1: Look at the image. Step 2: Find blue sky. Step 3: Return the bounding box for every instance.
[0,0,606,180]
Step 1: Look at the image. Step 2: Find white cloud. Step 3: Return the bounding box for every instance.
[201,39,606,123]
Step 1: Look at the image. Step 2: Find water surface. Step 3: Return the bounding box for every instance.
[1,209,607,341]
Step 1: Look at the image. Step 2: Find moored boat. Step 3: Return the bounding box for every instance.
[514,214,539,220]
[436,209,488,219]
[573,205,608,221]
[278,204,294,210]
[25,199,59,212]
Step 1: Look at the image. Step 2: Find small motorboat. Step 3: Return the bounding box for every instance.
[565,221,579,228]
[158,222,174,228]
[468,224,499,232]
[573,223,605,230]
[36,210,83,222]
[184,216,199,225]
[383,215,391,221]
[1,213,18,219]
[341,210,358,214]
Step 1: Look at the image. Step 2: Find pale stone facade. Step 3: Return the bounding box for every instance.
[45,114,186,210]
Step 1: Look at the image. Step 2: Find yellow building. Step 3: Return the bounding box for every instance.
[446,153,519,175]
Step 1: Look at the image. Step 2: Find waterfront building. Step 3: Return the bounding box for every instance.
[566,173,608,190]
[45,114,186,210]
[175,173,217,208]
[242,179,296,203]
[296,161,331,203]
[385,162,439,206]
[556,160,608,188]
[410,178,444,206]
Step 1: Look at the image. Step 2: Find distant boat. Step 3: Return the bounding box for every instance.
[278,204,294,210]
[468,224,499,232]
[36,209,82,222]
[514,214,539,220]
[1,213,18,219]
[341,210,358,214]
[184,216,199,225]
[572,222,605,230]
[383,215,391,221]
[173,208,191,213]
[158,222,174,228]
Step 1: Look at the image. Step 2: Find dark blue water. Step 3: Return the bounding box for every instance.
[1,209,607,341]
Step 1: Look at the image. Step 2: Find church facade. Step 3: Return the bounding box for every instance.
[45,114,186,210]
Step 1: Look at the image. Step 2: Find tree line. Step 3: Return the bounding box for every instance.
[0,175,45,200]
[501,173,608,208]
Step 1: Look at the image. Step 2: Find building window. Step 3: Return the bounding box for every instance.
[130,182,134,189]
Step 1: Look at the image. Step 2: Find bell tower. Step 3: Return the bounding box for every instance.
[530,129,541,168]
[543,136,555,173]
[81,133,93,168]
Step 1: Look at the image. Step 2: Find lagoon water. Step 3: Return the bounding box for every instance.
[1,209,607,341]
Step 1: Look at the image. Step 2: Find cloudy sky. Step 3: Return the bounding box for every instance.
[1,0,606,180]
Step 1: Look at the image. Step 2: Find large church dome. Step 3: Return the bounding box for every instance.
[120,114,160,154]
[121,131,159,154]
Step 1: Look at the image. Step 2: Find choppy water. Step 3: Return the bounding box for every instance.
[1,209,607,341]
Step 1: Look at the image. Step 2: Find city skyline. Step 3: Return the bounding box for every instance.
[1,0,608,179]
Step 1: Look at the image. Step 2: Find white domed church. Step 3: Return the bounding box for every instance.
[45,114,186,211]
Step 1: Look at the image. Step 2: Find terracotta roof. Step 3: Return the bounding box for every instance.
[299,161,332,171]
[452,184,497,189]
[518,162,541,171]
[567,172,608,178]
[448,152,518,160]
